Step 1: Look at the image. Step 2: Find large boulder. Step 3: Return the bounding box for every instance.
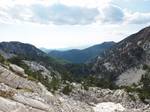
[0,97,48,112]
[0,65,38,91]
[9,64,28,78]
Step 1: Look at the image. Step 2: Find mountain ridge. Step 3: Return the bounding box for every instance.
[0,26,150,111]
[90,26,150,86]
[48,41,115,63]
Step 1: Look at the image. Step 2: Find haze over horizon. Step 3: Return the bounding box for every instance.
[0,0,150,49]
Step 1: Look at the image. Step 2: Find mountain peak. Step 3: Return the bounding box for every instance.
[0,41,46,59]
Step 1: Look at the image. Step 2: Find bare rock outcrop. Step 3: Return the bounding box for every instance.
[9,64,28,78]
[0,64,94,112]
[0,62,150,112]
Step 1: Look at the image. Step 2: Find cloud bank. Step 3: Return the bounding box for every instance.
[31,4,99,25]
[0,0,150,25]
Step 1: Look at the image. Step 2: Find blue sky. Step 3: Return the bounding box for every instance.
[0,0,150,49]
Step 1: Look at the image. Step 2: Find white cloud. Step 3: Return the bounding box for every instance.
[0,0,150,26]
[31,4,99,25]
[0,0,124,25]
[0,3,122,25]
[0,0,111,7]
[99,5,124,23]
[125,12,150,24]
[59,0,111,8]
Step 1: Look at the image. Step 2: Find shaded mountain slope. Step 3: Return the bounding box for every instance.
[48,42,115,63]
[0,41,68,69]
[0,41,68,65]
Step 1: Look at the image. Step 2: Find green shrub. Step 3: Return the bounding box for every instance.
[49,76,61,92]
[62,84,73,95]
[124,86,137,93]
[81,75,118,90]
[0,55,5,63]
[0,54,9,65]
[143,64,149,70]
[27,75,37,81]
[82,81,89,90]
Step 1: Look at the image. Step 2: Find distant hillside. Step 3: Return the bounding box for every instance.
[0,41,70,76]
[48,42,115,63]
[0,42,46,59]
[40,47,52,53]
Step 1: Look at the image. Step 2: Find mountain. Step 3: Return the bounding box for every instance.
[48,41,115,63]
[40,47,52,53]
[0,41,68,65]
[90,26,150,86]
[1,28,150,111]
[0,41,76,95]
[0,41,47,59]
[0,41,71,83]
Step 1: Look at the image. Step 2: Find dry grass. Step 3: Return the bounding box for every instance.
[0,90,15,98]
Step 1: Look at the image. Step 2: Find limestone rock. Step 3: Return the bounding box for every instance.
[0,62,150,112]
[23,61,53,79]
[93,102,125,112]
[0,64,94,112]
[9,64,28,78]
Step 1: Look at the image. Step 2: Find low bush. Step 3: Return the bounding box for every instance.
[0,55,5,63]
[62,84,73,95]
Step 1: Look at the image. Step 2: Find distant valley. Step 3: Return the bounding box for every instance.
[46,41,115,63]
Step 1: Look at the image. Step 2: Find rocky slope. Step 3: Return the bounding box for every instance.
[0,41,46,59]
[0,41,68,68]
[0,61,150,112]
[0,41,70,85]
[90,26,150,86]
[0,62,93,112]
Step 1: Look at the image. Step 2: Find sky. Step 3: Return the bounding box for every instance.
[0,0,150,49]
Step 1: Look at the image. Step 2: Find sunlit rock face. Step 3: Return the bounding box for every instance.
[93,102,125,112]
[0,64,94,112]
[9,64,28,78]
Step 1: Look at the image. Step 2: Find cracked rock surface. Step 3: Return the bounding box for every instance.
[0,64,150,112]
